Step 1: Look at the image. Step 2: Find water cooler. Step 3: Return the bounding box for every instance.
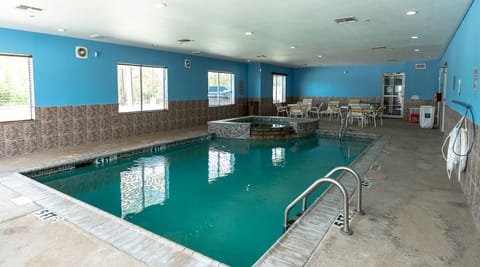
[419,105,435,128]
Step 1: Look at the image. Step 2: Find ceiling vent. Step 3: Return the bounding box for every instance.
[177,39,194,44]
[334,16,358,24]
[370,46,387,50]
[16,4,43,12]
[415,63,427,70]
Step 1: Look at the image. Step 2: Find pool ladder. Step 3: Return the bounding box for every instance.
[283,166,364,235]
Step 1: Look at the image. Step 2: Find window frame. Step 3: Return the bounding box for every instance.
[272,73,287,104]
[0,53,35,122]
[117,63,168,113]
[208,70,235,107]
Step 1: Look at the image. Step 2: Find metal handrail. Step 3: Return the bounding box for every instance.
[304,166,364,216]
[338,108,350,139]
[284,177,353,235]
[283,166,365,234]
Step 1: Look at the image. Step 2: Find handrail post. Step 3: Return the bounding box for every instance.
[283,177,353,235]
[325,166,365,215]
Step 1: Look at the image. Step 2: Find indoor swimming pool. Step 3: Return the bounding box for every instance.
[37,136,371,266]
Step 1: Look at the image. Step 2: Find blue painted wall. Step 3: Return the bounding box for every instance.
[0,27,248,106]
[258,63,295,98]
[293,60,439,100]
[248,62,261,98]
[440,0,479,122]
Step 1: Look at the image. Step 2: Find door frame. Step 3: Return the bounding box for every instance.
[381,72,405,118]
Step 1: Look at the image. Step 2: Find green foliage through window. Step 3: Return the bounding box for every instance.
[118,64,168,113]
[0,54,35,122]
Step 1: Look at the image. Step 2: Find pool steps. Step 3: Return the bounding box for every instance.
[284,166,365,235]
[254,134,387,266]
[250,125,296,139]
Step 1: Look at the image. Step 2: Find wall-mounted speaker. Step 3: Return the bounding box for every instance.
[184,59,191,69]
[75,46,88,59]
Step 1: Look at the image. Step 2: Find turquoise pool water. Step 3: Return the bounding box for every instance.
[38,136,370,266]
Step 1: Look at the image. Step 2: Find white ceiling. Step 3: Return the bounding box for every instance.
[0,0,472,67]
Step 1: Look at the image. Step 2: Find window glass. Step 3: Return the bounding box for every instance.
[118,64,168,113]
[208,71,234,106]
[0,54,35,122]
[272,74,287,104]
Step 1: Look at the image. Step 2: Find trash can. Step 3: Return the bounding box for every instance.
[419,105,435,128]
[409,108,420,124]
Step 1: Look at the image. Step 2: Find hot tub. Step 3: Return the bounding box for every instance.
[207,116,319,139]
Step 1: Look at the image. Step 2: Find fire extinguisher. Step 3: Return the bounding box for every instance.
[434,92,442,103]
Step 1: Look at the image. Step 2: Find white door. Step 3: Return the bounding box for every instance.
[382,73,405,118]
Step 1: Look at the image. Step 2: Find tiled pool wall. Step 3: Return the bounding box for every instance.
[0,99,248,158]
[22,135,212,179]
[444,105,480,232]
[207,116,318,139]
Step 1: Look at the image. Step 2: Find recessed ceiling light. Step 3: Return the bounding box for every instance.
[317,55,323,58]
[411,35,419,39]
[290,45,296,49]
[191,50,201,54]
[406,10,418,16]
[414,48,421,52]
[154,2,167,8]
[245,31,254,36]
[57,28,66,32]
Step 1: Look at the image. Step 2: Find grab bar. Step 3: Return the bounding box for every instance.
[283,166,364,234]
[284,177,353,235]
[322,166,364,215]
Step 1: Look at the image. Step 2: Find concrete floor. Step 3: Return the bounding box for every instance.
[1,120,479,266]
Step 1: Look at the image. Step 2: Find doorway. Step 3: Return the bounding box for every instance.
[382,73,405,118]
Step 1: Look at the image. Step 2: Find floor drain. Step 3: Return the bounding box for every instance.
[361,176,374,188]
[332,211,353,229]
[33,209,62,224]
[369,164,381,171]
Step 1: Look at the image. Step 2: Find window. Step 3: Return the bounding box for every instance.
[272,73,287,103]
[117,64,168,113]
[0,54,35,122]
[208,71,234,106]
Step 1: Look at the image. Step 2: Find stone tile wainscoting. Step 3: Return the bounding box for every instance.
[444,105,480,232]
[403,99,435,121]
[0,99,248,158]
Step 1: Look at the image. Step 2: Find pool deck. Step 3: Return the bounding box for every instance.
[1,120,480,266]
